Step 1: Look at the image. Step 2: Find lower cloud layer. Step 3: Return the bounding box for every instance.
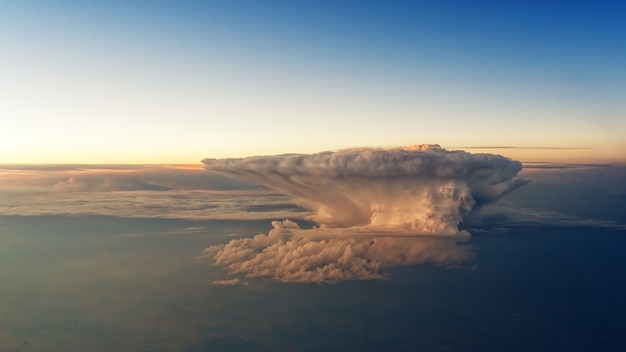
[204,220,475,283]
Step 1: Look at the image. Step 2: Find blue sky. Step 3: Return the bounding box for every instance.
[1,0,625,163]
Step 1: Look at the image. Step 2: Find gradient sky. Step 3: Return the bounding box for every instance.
[1,0,625,164]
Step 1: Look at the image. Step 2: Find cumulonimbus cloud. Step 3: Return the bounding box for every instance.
[202,145,526,283]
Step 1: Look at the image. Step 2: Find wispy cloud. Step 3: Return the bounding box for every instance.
[453,146,592,150]
[0,164,260,193]
[467,204,626,231]
[0,165,302,220]
[0,190,307,220]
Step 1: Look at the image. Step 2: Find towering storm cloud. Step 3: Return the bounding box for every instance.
[202,145,525,283]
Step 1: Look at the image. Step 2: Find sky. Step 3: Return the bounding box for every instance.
[1,0,625,164]
[2,3,626,349]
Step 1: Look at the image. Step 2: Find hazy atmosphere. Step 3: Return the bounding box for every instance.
[1,1,625,351]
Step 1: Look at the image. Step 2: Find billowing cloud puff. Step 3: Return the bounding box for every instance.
[212,278,246,286]
[202,145,526,283]
[203,145,525,232]
[204,220,474,284]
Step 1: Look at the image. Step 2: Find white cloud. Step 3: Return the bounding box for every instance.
[212,278,246,285]
[203,145,525,231]
[0,165,286,219]
[0,189,306,220]
[204,220,474,283]
[202,145,525,282]
[53,175,169,192]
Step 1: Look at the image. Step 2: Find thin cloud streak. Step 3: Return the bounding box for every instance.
[0,190,305,220]
[467,204,626,231]
[452,146,592,150]
[0,165,295,220]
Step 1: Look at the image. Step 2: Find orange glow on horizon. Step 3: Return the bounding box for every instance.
[162,164,205,170]
[449,147,626,165]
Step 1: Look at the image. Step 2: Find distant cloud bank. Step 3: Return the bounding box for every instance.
[0,165,299,220]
